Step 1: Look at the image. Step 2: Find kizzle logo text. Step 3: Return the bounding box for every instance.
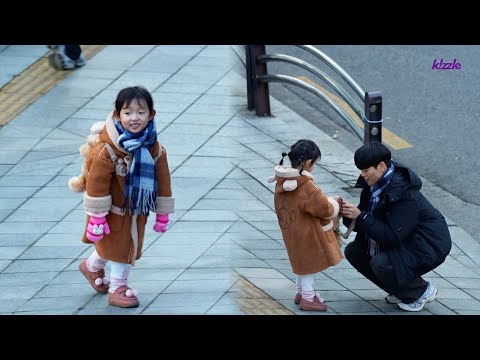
[432,59,461,70]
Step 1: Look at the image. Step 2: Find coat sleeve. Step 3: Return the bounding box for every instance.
[155,144,174,214]
[304,186,339,220]
[84,144,114,213]
[355,197,419,248]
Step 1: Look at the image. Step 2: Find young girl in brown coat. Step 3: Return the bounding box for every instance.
[268,139,343,311]
[72,86,174,308]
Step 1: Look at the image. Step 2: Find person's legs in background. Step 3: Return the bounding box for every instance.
[47,45,86,70]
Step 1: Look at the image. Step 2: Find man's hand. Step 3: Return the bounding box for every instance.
[341,201,361,220]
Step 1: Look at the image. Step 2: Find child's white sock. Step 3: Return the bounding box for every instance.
[86,250,107,272]
[295,274,302,295]
[108,261,131,294]
[299,274,315,302]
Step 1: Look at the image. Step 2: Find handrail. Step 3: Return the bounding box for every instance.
[256,53,364,120]
[259,74,363,140]
[242,45,382,144]
[296,45,365,101]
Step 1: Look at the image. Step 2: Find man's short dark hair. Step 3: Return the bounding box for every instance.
[354,141,391,170]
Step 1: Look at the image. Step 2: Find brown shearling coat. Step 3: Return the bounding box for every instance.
[270,165,343,275]
[82,112,174,264]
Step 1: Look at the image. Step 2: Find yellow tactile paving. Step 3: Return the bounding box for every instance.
[233,276,294,315]
[0,45,106,126]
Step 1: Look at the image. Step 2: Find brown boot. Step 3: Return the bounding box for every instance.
[108,286,139,308]
[79,259,109,293]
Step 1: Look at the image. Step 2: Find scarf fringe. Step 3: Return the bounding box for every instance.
[129,188,157,216]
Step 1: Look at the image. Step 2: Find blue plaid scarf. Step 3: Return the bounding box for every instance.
[367,163,395,256]
[115,119,157,215]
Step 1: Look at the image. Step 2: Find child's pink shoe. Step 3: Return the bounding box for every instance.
[79,259,109,293]
[108,286,139,308]
[299,295,328,311]
[295,292,325,305]
[294,293,302,304]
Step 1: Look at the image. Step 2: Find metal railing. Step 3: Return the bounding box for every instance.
[240,45,383,144]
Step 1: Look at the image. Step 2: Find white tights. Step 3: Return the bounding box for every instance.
[86,250,132,294]
[295,274,315,302]
[109,261,132,294]
[86,250,107,272]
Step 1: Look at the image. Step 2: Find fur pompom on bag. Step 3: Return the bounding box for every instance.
[68,121,105,192]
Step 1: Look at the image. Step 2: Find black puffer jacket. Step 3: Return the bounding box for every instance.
[345,161,452,284]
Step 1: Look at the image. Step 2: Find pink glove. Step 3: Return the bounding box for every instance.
[86,216,111,242]
[153,213,169,233]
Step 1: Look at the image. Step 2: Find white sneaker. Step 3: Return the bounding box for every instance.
[385,294,401,304]
[48,45,75,70]
[397,283,438,312]
[75,55,86,67]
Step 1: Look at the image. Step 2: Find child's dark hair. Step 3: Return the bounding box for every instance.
[354,141,391,170]
[115,86,154,114]
[280,139,321,175]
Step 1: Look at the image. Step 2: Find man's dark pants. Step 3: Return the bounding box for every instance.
[345,240,428,303]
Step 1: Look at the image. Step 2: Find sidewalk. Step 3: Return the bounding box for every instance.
[0,45,479,315]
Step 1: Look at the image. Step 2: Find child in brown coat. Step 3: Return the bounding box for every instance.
[268,139,343,311]
[73,86,174,308]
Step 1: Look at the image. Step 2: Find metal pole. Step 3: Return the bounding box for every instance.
[364,91,383,144]
[245,45,256,111]
[254,45,271,116]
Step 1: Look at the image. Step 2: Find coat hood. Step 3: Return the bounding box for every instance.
[267,165,314,193]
